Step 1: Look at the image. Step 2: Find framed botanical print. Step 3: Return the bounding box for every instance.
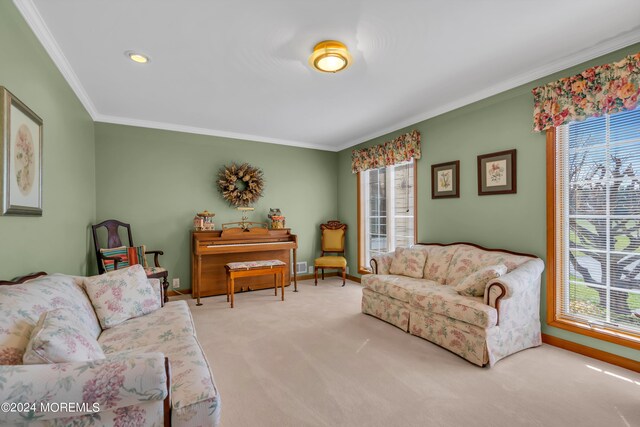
[431,160,459,199]
[0,87,43,215]
[477,149,516,196]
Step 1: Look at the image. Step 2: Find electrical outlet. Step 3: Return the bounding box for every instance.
[172,278,180,289]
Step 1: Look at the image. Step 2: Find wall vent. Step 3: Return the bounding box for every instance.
[295,261,307,274]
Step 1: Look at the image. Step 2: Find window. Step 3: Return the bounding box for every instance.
[358,160,417,272]
[549,107,640,345]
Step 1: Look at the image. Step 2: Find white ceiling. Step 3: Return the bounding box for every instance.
[15,0,640,151]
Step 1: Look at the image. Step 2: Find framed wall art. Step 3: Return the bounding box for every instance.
[431,160,459,199]
[1,87,43,215]
[477,149,516,196]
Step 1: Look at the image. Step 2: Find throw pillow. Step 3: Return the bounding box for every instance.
[389,247,428,279]
[100,245,147,272]
[23,308,105,364]
[84,264,160,329]
[455,264,508,297]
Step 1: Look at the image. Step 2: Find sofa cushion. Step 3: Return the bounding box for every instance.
[361,274,440,303]
[23,308,105,364]
[410,286,498,328]
[99,301,196,353]
[115,335,221,425]
[422,245,459,283]
[446,245,533,286]
[84,265,161,329]
[389,247,427,278]
[0,274,102,365]
[455,264,507,297]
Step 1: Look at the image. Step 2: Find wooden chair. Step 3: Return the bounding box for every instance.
[314,220,347,286]
[92,219,169,303]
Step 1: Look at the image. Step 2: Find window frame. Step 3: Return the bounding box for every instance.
[357,161,418,274]
[546,127,640,350]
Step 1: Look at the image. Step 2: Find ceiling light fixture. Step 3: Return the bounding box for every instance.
[309,40,352,73]
[125,51,150,64]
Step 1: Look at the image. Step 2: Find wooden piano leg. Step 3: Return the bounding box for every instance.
[293,248,298,292]
[196,255,203,306]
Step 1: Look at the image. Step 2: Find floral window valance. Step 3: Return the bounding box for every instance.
[532,52,640,132]
[351,130,421,174]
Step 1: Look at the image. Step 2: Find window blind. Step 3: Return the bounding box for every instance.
[555,107,640,335]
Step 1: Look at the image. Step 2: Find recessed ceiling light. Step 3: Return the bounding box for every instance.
[125,51,150,64]
[309,40,352,73]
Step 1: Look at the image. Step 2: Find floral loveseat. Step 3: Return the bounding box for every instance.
[362,242,545,366]
[0,268,221,426]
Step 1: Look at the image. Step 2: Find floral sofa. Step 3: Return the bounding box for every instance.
[362,243,545,366]
[0,270,221,426]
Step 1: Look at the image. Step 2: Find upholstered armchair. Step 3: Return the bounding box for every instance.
[314,220,347,286]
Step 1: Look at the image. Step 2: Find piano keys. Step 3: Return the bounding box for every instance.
[191,227,298,302]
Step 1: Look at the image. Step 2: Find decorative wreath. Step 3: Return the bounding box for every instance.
[217,163,264,207]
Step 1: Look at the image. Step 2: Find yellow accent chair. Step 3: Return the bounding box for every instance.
[314,220,348,286]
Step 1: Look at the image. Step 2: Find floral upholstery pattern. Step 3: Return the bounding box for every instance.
[411,286,497,328]
[422,245,458,283]
[0,275,102,365]
[389,247,427,278]
[351,130,421,173]
[362,244,544,366]
[361,274,439,303]
[445,245,532,286]
[84,265,161,329]
[0,352,168,424]
[361,287,410,331]
[532,51,640,132]
[23,308,105,364]
[112,335,221,426]
[48,401,165,427]
[371,253,394,275]
[99,301,195,353]
[226,260,286,270]
[454,264,507,298]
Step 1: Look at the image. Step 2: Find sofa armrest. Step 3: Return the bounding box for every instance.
[370,252,395,275]
[0,352,168,424]
[485,259,545,308]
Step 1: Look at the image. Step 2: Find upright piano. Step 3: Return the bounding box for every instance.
[191,227,298,301]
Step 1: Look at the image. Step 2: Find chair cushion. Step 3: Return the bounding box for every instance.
[226,260,286,270]
[389,247,427,278]
[0,274,102,365]
[84,265,161,329]
[411,286,498,328]
[323,229,344,251]
[144,266,167,276]
[101,245,148,272]
[361,274,440,303]
[99,301,195,353]
[314,256,347,268]
[455,264,507,297]
[446,245,533,286]
[23,308,105,364]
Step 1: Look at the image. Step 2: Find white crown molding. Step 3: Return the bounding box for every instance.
[333,28,640,152]
[94,114,335,151]
[13,0,98,119]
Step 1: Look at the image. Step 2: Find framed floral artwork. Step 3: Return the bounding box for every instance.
[477,149,516,196]
[0,87,43,215]
[431,160,459,199]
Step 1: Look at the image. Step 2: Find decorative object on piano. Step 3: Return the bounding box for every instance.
[194,210,215,230]
[217,162,264,207]
[268,208,285,229]
[220,208,268,232]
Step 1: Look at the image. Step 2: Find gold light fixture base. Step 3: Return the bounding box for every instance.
[309,40,352,73]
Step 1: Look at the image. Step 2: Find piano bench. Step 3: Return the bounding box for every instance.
[224,260,287,308]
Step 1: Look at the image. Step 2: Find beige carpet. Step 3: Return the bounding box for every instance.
[184,278,640,427]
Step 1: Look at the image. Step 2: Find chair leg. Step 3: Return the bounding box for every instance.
[321,268,324,280]
[162,277,169,303]
[342,268,346,286]
[314,267,318,285]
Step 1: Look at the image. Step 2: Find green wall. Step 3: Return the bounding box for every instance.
[0,2,96,278]
[94,123,337,290]
[338,43,640,362]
